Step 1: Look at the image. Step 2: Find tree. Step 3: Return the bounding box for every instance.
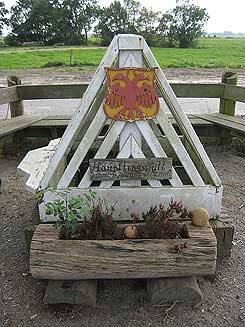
[10,0,56,44]
[166,0,209,48]
[0,1,8,37]
[136,7,160,46]
[9,0,98,45]
[95,1,128,46]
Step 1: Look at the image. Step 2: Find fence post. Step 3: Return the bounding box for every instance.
[219,71,237,116]
[7,76,24,117]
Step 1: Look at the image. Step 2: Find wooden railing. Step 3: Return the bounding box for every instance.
[0,72,244,118]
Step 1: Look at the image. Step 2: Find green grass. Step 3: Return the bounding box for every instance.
[0,37,245,69]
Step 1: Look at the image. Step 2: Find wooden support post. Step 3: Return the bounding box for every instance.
[44,280,97,305]
[147,277,203,304]
[7,76,24,117]
[219,71,238,116]
[210,216,234,258]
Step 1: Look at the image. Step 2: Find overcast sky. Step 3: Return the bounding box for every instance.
[2,0,245,34]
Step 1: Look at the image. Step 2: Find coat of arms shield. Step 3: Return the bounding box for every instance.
[103,67,159,122]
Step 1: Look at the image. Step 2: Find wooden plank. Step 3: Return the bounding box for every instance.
[212,113,245,126]
[16,83,225,101]
[40,34,119,189]
[118,34,144,50]
[171,83,224,98]
[99,135,132,189]
[42,185,222,222]
[99,136,162,188]
[89,157,172,181]
[142,40,222,188]
[135,120,183,187]
[0,115,47,138]
[78,121,126,188]
[18,83,89,100]
[0,86,19,105]
[57,107,107,188]
[30,222,217,280]
[193,114,245,135]
[156,105,205,186]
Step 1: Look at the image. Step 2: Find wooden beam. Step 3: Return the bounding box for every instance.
[15,83,227,100]
[0,115,47,138]
[219,72,238,116]
[30,222,216,280]
[7,76,24,117]
[0,86,19,105]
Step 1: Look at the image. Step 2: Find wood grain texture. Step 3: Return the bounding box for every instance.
[30,222,217,280]
[89,158,172,181]
[0,115,47,138]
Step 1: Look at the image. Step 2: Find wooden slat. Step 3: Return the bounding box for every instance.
[156,105,205,186]
[193,113,245,135]
[135,120,183,187]
[131,137,163,188]
[0,115,47,138]
[14,83,227,101]
[58,107,107,188]
[0,86,19,105]
[18,83,89,100]
[99,135,132,189]
[30,222,216,280]
[143,40,221,187]
[40,35,119,189]
[171,83,224,98]
[99,136,162,189]
[78,121,126,188]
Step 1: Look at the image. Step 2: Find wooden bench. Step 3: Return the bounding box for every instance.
[193,113,245,137]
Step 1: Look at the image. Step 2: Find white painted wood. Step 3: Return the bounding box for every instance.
[130,137,162,188]
[100,135,132,189]
[99,135,162,189]
[156,104,205,186]
[119,49,142,187]
[17,138,61,193]
[142,39,221,187]
[58,107,107,188]
[135,120,183,187]
[118,34,144,50]
[40,35,119,189]
[78,120,126,188]
[42,185,223,222]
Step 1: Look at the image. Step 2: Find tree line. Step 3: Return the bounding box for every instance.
[0,0,209,48]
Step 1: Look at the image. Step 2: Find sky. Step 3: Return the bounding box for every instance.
[2,0,245,34]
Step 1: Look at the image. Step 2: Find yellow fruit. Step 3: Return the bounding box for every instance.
[124,225,137,239]
[191,207,209,227]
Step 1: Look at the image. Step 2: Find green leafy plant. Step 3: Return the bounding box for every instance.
[36,188,97,235]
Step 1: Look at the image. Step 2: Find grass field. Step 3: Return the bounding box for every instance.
[0,37,245,69]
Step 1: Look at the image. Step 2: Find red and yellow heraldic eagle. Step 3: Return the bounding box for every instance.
[103,67,159,122]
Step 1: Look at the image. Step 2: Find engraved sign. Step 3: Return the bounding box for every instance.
[89,158,172,181]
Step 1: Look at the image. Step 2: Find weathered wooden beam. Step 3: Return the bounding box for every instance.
[210,217,234,258]
[223,84,245,103]
[219,72,238,116]
[30,222,217,280]
[43,280,97,305]
[18,83,89,100]
[0,85,19,105]
[16,82,226,100]
[7,76,24,117]
[147,277,203,304]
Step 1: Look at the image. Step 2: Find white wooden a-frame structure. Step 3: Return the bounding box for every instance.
[39,34,222,222]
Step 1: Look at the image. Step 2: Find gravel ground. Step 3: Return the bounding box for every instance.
[0,145,244,327]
